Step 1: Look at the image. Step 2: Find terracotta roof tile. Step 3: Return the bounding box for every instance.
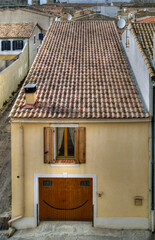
[10,21,149,119]
[131,22,155,76]
[137,16,155,23]
[0,23,36,38]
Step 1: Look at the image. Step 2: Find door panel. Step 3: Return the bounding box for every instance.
[39,178,93,221]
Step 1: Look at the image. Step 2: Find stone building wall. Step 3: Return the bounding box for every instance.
[46,0,56,3]
[0,0,28,6]
[32,0,40,5]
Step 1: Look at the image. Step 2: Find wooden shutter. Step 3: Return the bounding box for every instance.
[75,127,86,164]
[44,128,54,164]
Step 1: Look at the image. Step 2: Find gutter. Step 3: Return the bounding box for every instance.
[8,124,24,227]
[10,118,151,124]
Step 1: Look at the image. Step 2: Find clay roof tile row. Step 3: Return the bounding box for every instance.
[131,22,155,76]
[0,22,36,38]
[10,21,149,119]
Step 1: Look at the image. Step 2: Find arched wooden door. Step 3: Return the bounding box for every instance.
[39,178,93,221]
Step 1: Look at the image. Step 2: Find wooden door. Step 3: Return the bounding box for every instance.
[39,178,93,221]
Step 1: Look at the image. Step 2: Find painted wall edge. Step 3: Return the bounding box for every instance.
[12,217,149,230]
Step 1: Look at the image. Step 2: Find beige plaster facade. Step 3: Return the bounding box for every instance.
[0,43,28,109]
[28,25,42,67]
[11,120,150,229]
[0,0,28,6]
[0,8,52,31]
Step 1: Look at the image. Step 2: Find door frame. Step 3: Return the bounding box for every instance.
[34,174,97,224]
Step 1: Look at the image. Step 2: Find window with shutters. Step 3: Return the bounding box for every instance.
[12,40,24,50]
[44,127,86,164]
[1,40,11,51]
[39,33,44,41]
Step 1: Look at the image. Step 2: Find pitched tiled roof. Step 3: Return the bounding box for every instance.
[24,7,53,17]
[130,23,155,76]
[0,23,36,38]
[10,21,149,119]
[137,16,155,23]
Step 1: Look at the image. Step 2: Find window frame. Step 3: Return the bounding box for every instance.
[56,127,75,159]
[12,40,24,51]
[44,125,86,164]
[50,124,78,162]
[1,40,11,51]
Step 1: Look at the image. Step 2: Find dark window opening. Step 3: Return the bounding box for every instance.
[39,33,44,41]
[1,40,11,51]
[13,40,24,50]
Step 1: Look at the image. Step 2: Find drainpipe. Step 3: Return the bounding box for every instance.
[8,124,24,226]
[152,80,155,233]
[151,32,155,233]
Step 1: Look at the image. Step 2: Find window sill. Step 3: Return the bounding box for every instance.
[51,159,79,167]
[51,164,79,167]
[55,159,75,164]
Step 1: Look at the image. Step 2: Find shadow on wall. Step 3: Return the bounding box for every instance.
[0,56,19,72]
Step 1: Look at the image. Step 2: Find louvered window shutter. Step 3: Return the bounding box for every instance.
[13,40,16,50]
[44,128,54,164]
[7,41,11,50]
[1,41,5,51]
[75,128,86,164]
[39,33,44,41]
[21,40,24,49]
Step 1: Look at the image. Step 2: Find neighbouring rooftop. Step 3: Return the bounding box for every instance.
[137,16,155,23]
[0,22,37,38]
[130,22,155,76]
[10,21,149,119]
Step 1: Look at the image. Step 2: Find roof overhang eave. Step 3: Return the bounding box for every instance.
[10,117,151,124]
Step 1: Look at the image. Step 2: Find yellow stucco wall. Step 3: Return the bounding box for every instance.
[11,121,150,219]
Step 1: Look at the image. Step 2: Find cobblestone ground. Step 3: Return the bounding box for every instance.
[0,222,155,240]
[0,94,17,217]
